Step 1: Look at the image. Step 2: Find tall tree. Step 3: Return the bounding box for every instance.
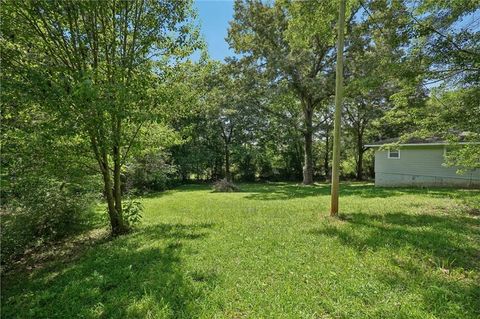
[316,105,334,179]
[1,0,199,235]
[380,0,479,167]
[343,31,398,180]
[228,0,351,184]
[205,62,261,182]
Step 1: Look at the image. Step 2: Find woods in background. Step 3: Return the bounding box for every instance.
[1,0,478,265]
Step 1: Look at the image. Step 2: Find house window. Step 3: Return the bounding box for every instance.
[388,149,400,159]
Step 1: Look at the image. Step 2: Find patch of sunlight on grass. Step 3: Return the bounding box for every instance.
[127,294,173,319]
[2,183,479,318]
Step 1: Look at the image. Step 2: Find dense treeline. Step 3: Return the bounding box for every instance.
[1,0,478,266]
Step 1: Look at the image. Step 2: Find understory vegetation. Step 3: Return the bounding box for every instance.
[0,0,478,316]
[2,183,479,318]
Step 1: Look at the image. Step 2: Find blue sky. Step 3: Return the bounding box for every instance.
[194,0,235,61]
[192,1,479,62]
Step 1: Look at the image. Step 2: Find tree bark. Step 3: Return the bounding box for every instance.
[100,158,126,235]
[356,133,364,181]
[324,133,330,180]
[225,143,231,182]
[356,150,364,181]
[303,107,314,185]
[112,160,127,234]
[91,134,127,236]
[111,119,128,235]
[102,170,122,233]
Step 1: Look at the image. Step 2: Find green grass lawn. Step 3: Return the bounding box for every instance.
[2,183,480,318]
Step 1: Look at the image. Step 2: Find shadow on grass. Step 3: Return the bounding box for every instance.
[312,212,479,270]
[1,222,216,319]
[133,182,479,202]
[311,211,480,317]
[378,256,480,318]
[241,182,479,200]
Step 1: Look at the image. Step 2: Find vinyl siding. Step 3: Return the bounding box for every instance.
[374,146,480,187]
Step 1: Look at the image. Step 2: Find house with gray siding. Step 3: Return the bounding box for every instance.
[366,137,480,188]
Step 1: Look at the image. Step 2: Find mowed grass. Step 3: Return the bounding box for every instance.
[2,183,480,318]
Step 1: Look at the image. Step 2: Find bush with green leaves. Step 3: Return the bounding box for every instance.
[125,151,177,194]
[122,199,143,227]
[237,152,256,182]
[1,178,98,267]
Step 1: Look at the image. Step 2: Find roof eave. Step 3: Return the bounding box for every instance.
[365,142,479,148]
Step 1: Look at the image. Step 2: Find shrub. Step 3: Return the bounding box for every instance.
[258,160,274,181]
[122,198,143,227]
[1,178,98,267]
[125,151,177,194]
[212,179,239,192]
[237,152,256,182]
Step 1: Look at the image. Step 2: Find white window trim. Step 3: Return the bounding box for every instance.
[387,149,401,159]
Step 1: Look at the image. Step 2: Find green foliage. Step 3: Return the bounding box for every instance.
[381,0,479,169]
[0,8,478,318]
[122,199,143,227]
[125,151,178,194]
[228,0,344,184]
[444,144,480,172]
[0,69,101,266]
[1,0,200,235]
[404,88,480,171]
[1,179,97,266]
[236,151,256,182]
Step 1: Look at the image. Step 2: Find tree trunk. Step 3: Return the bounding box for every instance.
[303,108,314,185]
[303,132,314,184]
[112,120,128,236]
[213,158,221,181]
[355,128,365,180]
[356,135,364,181]
[101,166,126,235]
[112,159,128,235]
[225,144,231,182]
[92,133,128,236]
[356,150,364,181]
[324,133,330,180]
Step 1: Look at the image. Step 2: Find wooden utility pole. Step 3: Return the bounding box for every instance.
[330,0,346,216]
